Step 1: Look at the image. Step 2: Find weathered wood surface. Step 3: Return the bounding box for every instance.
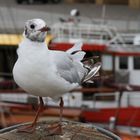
[0,120,115,140]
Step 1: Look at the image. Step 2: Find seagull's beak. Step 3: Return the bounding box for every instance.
[39,26,51,32]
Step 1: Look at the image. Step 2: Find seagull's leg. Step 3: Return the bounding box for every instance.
[47,97,64,135]
[59,97,64,125]
[18,97,44,133]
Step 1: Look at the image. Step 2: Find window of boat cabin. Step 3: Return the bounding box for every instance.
[119,56,128,69]
[133,56,140,69]
[93,93,115,102]
[0,45,17,79]
[102,54,113,72]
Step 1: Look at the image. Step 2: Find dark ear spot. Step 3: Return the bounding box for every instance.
[25,26,28,35]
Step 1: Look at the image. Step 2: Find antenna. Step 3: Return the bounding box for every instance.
[101,5,106,25]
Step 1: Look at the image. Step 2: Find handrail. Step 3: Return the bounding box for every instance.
[52,22,128,48]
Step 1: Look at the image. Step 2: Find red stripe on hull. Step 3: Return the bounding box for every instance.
[50,42,140,56]
[50,43,106,51]
[81,107,140,127]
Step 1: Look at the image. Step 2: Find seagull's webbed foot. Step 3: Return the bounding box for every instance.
[47,123,63,136]
[17,124,36,133]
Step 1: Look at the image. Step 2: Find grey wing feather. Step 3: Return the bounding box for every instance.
[52,51,81,84]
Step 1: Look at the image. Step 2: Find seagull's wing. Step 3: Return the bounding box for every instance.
[51,51,81,84]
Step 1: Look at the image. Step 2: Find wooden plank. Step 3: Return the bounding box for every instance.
[0,102,32,109]
[44,107,81,118]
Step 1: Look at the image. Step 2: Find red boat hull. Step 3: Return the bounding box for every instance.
[81,107,140,127]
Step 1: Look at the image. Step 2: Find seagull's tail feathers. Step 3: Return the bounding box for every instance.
[82,57,101,83]
[67,42,101,83]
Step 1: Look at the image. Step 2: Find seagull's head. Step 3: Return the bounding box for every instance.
[23,18,50,42]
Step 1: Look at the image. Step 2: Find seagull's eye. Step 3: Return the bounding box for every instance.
[30,24,35,29]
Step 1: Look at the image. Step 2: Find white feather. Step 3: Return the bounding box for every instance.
[66,42,83,54]
[71,51,86,62]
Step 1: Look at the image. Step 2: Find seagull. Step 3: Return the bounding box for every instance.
[13,18,101,134]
